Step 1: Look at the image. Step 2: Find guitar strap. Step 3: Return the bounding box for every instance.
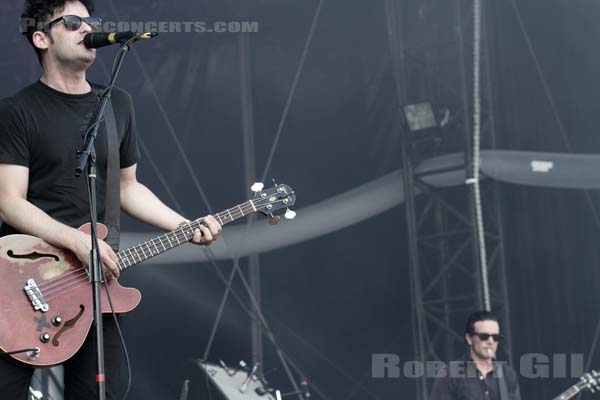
[103,98,121,251]
[92,86,120,251]
[497,362,510,400]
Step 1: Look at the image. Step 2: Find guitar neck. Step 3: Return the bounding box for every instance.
[552,385,581,400]
[116,200,257,270]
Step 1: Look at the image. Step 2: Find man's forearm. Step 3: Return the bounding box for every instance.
[120,181,188,231]
[0,196,85,252]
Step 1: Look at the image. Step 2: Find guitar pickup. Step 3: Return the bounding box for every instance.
[24,279,49,313]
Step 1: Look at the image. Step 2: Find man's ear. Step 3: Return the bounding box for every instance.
[465,333,472,346]
[32,31,50,51]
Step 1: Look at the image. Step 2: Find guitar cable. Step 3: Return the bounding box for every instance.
[0,347,40,356]
[101,268,133,400]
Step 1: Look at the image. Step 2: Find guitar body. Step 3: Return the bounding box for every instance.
[0,224,141,367]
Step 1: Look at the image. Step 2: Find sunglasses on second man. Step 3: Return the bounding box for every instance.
[471,332,504,342]
[43,15,102,33]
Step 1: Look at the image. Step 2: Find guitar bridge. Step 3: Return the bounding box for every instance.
[24,279,49,313]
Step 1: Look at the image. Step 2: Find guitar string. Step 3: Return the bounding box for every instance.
[44,276,93,302]
[38,194,292,303]
[41,215,241,301]
[39,226,203,298]
[37,199,272,301]
[36,201,256,292]
[35,225,197,293]
[42,219,208,301]
[38,194,282,293]
[36,221,202,291]
[39,224,205,298]
[38,223,208,297]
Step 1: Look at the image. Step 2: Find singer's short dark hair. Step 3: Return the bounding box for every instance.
[21,0,95,64]
[465,310,500,335]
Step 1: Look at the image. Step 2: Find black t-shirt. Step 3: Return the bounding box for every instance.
[429,356,521,400]
[0,80,139,247]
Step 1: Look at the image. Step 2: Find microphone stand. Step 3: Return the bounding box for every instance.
[74,35,139,400]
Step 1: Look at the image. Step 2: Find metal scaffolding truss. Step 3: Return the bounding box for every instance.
[385,1,513,399]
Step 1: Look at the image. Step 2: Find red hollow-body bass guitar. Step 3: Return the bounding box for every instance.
[0,184,295,367]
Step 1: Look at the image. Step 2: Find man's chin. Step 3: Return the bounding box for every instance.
[75,53,96,68]
[474,350,494,361]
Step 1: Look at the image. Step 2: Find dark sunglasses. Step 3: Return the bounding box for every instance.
[471,332,503,342]
[43,15,102,32]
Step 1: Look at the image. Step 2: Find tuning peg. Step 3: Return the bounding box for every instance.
[251,182,264,193]
[284,208,296,220]
[269,215,280,225]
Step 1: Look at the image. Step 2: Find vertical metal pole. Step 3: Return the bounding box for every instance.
[239,23,263,371]
[385,2,428,397]
[436,206,454,361]
[401,141,428,400]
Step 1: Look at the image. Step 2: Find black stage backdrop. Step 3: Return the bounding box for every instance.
[1,0,600,399]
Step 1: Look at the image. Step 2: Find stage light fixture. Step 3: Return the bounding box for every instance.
[402,101,438,132]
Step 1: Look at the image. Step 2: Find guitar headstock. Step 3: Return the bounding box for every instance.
[578,370,600,393]
[252,184,296,219]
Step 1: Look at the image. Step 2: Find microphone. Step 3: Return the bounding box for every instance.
[83,31,158,49]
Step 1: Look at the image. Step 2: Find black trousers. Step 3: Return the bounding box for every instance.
[0,316,123,400]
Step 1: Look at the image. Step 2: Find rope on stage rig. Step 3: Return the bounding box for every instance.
[469,0,491,311]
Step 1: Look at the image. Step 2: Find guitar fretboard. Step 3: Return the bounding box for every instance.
[552,385,580,400]
[116,200,256,269]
